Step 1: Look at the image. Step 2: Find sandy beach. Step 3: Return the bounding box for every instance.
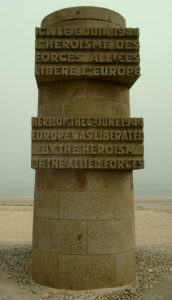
[0,197,172,300]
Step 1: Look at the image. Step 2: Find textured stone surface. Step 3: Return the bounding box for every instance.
[38,101,60,117]
[32,249,58,287]
[34,191,59,218]
[37,218,87,254]
[35,170,87,191]
[114,190,134,219]
[32,216,39,248]
[58,253,116,290]
[38,80,130,103]
[59,190,115,220]
[61,99,130,117]
[116,248,136,286]
[87,170,132,191]
[87,219,135,254]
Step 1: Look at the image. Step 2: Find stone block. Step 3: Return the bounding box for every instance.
[38,101,61,117]
[61,99,117,117]
[114,190,134,219]
[38,80,129,104]
[111,102,130,117]
[58,253,116,289]
[38,218,87,254]
[35,169,87,191]
[32,216,39,248]
[116,248,136,286]
[59,190,114,220]
[130,172,134,190]
[86,81,129,103]
[38,80,88,103]
[32,248,58,287]
[87,219,135,254]
[34,191,59,218]
[87,170,131,191]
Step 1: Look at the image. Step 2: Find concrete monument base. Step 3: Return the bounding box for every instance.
[32,170,135,289]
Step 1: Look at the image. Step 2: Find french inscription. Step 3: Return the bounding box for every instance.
[35,65,140,77]
[35,52,140,64]
[35,27,139,37]
[35,27,140,85]
[35,39,139,50]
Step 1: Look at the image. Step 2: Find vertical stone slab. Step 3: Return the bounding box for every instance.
[31,6,144,289]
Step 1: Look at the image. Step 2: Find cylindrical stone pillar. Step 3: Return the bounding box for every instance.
[31,6,144,289]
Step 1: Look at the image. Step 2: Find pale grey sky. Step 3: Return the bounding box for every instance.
[0,0,172,196]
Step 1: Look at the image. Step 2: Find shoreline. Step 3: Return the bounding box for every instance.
[0,196,171,206]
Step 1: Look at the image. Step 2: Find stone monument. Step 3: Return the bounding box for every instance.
[31,6,144,289]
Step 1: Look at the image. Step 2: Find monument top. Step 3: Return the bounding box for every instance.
[41,6,126,28]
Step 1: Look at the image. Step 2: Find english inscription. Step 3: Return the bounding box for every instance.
[32,129,143,141]
[31,157,144,170]
[32,117,143,127]
[32,143,143,155]
[31,116,144,170]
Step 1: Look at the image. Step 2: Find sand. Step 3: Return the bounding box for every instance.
[0,197,172,248]
[0,206,33,244]
[135,202,172,248]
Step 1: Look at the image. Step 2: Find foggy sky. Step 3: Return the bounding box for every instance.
[1,0,172,196]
